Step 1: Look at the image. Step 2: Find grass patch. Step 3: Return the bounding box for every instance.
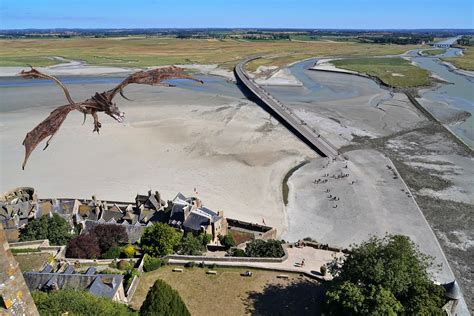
[129,266,323,315]
[14,253,50,272]
[443,46,474,71]
[0,37,421,70]
[10,248,41,254]
[420,49,446,56]
[330,57,431,88]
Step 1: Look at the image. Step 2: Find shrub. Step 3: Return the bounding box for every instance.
[102,246,122,259]
[218,234,235,249]
[117,259,132,271]
[199,233,212,247]
[124,268,140,291]
[143,254,165,272]
[180,233,205,256]
[245,239,285,258]
[140,223,182,257]
[229,248,246,257]
[140,279,190,316]
[20,214,74,245]
[320,266,327,276]
[122,244,136,258]
[10,248,41,254]
[66,234,101,259]
[91,224,128,253]
[32,290,134,315]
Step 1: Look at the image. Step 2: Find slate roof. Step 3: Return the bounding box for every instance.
[78,205,100,221]
[182,208,221,233]
[23,272,123,300]
[101,209,124,222]
[444,280,461,300]
[168,193,191,226]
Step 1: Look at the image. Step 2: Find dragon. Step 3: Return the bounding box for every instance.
[19,66,203,169]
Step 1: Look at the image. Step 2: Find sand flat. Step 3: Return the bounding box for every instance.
[0,84,313,234]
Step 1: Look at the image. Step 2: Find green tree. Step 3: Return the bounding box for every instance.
[20,214,73,245]
[122,244,136,258]
[218,234,235,249]
[245,239,285,258]
[140,223,182,257]
[324,235,446,315]
[140,279,190,316]
[180,233,205,255]
[32,290,135,315]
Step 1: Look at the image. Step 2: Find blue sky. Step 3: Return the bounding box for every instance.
[1,0,473,29]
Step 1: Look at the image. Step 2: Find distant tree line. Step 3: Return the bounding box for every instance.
[358,35,433,45]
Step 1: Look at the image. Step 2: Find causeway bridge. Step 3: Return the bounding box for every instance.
[235,57,340,159]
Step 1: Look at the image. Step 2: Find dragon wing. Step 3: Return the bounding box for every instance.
[22,104,77,169]
[106,66,203,101]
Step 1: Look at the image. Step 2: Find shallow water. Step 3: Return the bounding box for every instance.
[275,52,473,147]
[410,48,473,147]
[0,73,246,113]
[265,58,384,104]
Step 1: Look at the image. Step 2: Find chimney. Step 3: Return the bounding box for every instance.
[217,211,224,218]
[148,190,152,197]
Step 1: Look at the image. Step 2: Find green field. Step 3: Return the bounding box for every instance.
[130,266,322,315]
[0,37,421,70]
[420,48,446,56]
[443,46,474,71]
[331,57,431,88]
[14,253,50,272]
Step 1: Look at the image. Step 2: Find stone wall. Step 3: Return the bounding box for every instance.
[0,224,39,315]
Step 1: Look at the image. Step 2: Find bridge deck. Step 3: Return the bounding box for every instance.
[235,57,340,159]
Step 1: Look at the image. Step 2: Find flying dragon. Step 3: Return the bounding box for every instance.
[18,66,203,169]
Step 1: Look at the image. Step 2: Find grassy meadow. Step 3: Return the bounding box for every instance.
[331,57,431,88]
[420,48,446,56]
[0,37,421,70]
[129,266,323,315]
[443,46,474,71]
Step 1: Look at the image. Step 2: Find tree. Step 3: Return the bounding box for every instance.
[218,234,235,249]
[140,223,182,257]
[32,290,135,315]
[324,235,446,315]
[66,234,101,259]
[140,279,190,316]
[19,214,73,245]
[180,233,205,255]
[91,224,128,253]
[122,244,136,258]
[102,246,122,259]
[245,239,285,258]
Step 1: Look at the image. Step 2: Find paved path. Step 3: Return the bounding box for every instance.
[235,57,340,159]
[168,246,342,280]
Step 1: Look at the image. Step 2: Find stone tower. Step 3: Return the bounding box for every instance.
[0,224,39,315]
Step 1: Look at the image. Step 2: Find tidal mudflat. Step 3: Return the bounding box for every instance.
[0,75,313,235]
[280,58,473,309]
